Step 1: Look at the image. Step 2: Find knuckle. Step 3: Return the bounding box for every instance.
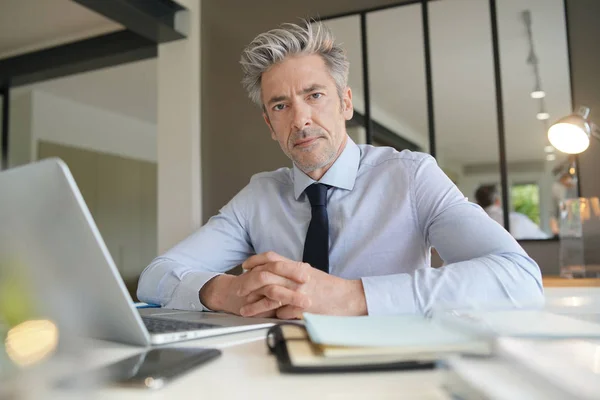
[252,265,264,274]
[294,263,307,281]
[274,261,286,272]
[246,292,260,303]
[258,270,271,282]
[265,285,279,298]
[292,294,304,307]
[265,251,276,260]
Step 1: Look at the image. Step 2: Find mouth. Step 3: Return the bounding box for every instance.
[294,137,320,148]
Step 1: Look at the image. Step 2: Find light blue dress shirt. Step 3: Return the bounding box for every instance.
[137,137,544,315]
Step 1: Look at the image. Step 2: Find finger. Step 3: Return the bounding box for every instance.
[253,310,277,318]
[239,262,310,297]
[276,305,304,320]
[243,294,279,318]
[240,296,283,317]
[242,251,287,270]
[244,292,262,304]
[260,284,311,309]
[237,269,300,297]
[267,261,310,285]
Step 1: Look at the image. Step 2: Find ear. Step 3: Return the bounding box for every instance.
[342,87,354,120]
[263,112,277,141]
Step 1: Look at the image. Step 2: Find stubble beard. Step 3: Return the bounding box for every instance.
[287,127,337,174]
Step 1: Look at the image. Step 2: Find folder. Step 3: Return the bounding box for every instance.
[266,323,437,373]
[266,313,491,374]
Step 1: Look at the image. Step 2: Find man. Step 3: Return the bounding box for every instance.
[474,185,550,240]
[138,21,543,319]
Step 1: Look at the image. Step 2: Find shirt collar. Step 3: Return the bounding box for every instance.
[293,136,360,200]
[485,204,502,213]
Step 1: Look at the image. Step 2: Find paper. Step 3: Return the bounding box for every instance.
[440,310,600,338]
[303,313,482,351]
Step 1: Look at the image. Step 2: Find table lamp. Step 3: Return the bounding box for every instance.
[548,106,600,154]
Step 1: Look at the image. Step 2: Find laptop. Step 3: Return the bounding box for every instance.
[0,158,274,346]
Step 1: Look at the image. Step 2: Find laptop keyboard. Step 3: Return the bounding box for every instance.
[142,317,218,334]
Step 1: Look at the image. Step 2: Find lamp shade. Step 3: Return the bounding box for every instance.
[548,112,592,154]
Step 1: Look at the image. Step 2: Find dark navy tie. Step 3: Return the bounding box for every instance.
[302,183,329,273]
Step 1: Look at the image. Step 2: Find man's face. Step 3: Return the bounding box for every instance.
[261,54,353,176]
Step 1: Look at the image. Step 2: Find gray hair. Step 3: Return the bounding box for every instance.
[240,20,350,107]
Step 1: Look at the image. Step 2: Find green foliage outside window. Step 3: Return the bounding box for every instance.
[511,184,540,224]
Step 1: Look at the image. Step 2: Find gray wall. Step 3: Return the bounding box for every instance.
[200,0,600,275]
[567,0,600,199]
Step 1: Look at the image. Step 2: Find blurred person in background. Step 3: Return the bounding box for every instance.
[475,184,549,240]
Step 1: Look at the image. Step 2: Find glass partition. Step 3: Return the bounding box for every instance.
[367,4,428,152]
[320,16,365,144]
[319,0,577,240]
[430,0,503,205]
[498,0,575,239]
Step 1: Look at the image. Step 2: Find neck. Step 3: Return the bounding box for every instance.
[305,135,348,181]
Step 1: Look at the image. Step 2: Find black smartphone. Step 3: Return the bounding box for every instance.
[59,347,221,390]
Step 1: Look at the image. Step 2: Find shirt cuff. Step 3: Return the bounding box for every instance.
[361,274,417,315]
[165,270,221,312]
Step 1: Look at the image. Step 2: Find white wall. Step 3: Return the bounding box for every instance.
[30,90,157,163]
[157,0,202,253]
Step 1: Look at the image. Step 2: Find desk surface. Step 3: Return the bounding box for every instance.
[83,332,448,400]
[41,287,600,399]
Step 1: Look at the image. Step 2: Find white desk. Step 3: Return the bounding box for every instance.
[81,331,448,400]
[544,286,600,323]
[37,287,600,399]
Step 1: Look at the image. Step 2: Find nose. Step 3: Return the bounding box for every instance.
[291,102,311,131]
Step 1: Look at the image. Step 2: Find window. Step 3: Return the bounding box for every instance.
[511,183,541,225]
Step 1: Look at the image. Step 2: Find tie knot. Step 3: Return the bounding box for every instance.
[304,183,328,207]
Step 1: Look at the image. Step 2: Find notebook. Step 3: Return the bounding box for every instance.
[266,313,490,373]
[303,313,490,358]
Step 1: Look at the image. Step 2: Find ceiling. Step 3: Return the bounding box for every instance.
[2,0,154,123]
[0,0,122,59]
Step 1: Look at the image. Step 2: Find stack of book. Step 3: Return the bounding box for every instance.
[268,313,491,373]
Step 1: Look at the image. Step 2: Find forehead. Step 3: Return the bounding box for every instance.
[260,54,335,96]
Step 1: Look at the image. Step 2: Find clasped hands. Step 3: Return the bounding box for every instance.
[199,251,367,319]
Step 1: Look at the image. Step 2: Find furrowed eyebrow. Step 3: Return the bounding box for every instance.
[266,84,327,106]
[267,95,288,105]
[300,84,327,95]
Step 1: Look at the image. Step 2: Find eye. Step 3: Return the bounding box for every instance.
[273,104,286,111]
[310,93,323,100]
